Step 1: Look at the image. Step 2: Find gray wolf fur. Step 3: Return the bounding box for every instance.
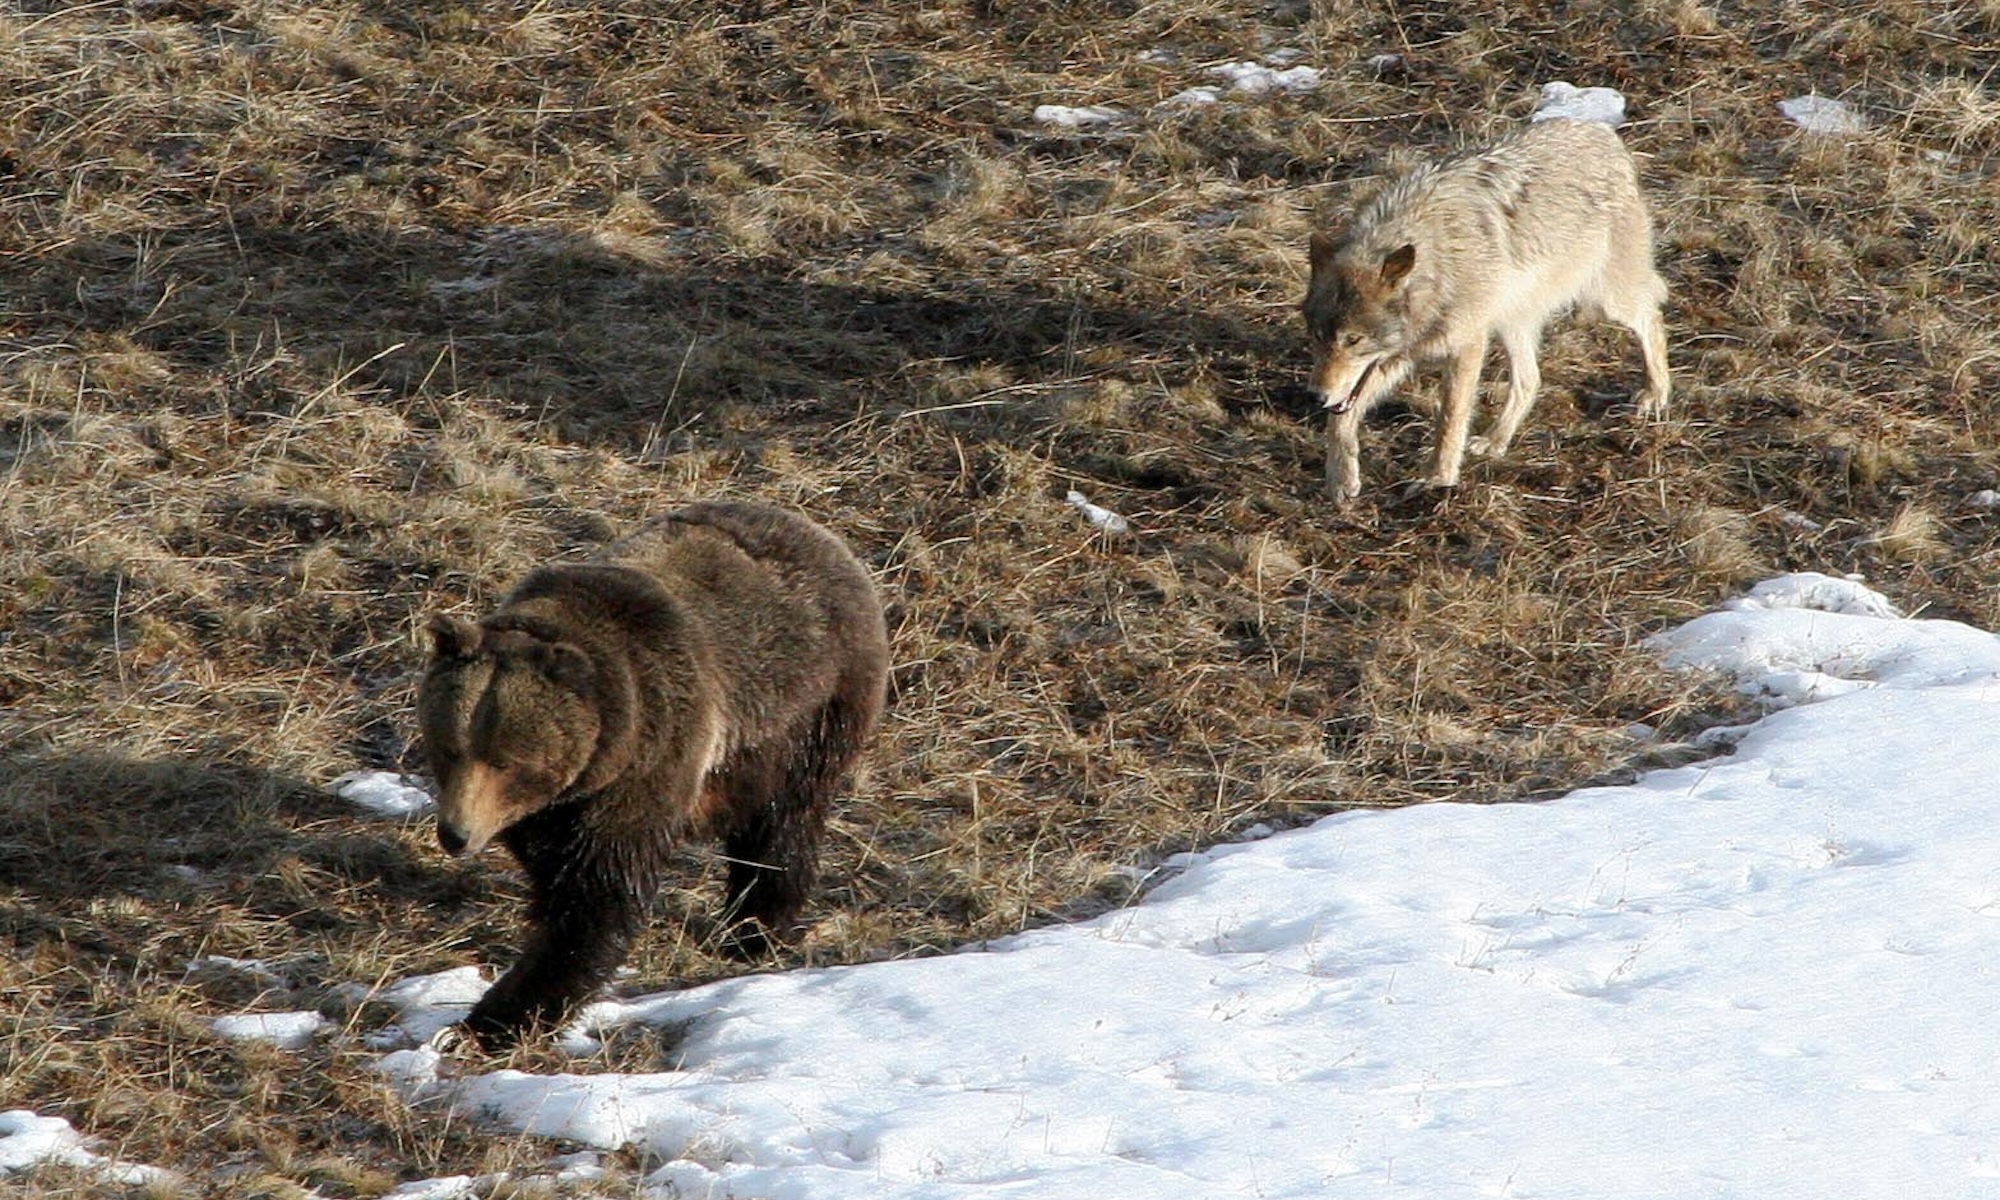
[1302,118,1672,503]
[419,500,888,1047]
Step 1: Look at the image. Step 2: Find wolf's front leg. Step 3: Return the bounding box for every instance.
[1427,341,1488,488]
[1325,403,1367,504]
[1474,326,1543,459]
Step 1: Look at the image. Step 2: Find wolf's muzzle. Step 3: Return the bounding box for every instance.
[1315,358,1378,415]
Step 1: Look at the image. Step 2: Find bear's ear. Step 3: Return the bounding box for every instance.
[538,641,596,693]
[427,614,484,660]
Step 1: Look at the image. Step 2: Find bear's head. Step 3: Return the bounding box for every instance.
[419,615,602,857]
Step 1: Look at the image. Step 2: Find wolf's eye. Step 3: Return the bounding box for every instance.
[1339,331,1364,349]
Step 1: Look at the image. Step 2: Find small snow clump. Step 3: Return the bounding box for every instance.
[1780,94,1866,135]
[1531,81,1627,125]
[1034,104,1122,129]
[332,770,435,820]
[211,1011,333,1050]
[1208,61,1323,96]
[1065,491,1131,535]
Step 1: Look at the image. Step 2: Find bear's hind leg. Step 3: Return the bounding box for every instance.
[717,758,824,960]
[717,690,874,959]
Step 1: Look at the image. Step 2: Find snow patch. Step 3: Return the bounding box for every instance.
[1033,104,1122,129]
[1163,86,1222,108]
[331,769,435,820]
[1049,52,1326,124]
[1650,571,2000,706]
[1531,81,1627,125]
[391,1175,481,1198]
[1207,60,1323,96]
[0,1110,178,1188]
[212,1010,332,1049]
[1781,94,1866,134]
[375,1045,446,1090]
[367,965,491,1048]
[1727,571,1902,619]
[1065,490,1131,535]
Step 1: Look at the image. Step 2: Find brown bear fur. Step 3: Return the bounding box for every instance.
[418,500,888,1048]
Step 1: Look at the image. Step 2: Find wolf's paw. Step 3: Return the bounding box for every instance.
[1400,478,1458,505]
[1467,433,1520,459]
[1633,388,1670,420]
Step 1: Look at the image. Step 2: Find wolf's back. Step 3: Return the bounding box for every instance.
[1352,120,1647,271]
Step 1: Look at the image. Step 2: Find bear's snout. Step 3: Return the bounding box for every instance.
[432,761,510,857]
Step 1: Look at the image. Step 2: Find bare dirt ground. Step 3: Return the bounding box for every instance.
[4,0,1997,1190]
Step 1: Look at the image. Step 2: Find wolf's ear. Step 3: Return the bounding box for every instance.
[1379,243,1417,288]
[427,614,483,660]
[1307,231,1341,269]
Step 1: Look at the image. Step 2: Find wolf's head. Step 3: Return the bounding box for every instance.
[418,615,602,857]
[1302,234,1416,412]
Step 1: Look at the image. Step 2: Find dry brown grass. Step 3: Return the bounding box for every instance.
[4,0,1999,1189]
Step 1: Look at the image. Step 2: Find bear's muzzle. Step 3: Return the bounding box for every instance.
[435,760,510,857]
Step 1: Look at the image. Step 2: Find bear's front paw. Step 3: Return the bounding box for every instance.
[426,1023,474,1055]
[441,1007,529,1054]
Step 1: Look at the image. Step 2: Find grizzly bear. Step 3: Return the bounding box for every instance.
[418,500,888,1049]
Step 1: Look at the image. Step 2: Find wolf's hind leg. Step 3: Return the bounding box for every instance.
[1600,251,1672,419]
[1625,304,1672,419]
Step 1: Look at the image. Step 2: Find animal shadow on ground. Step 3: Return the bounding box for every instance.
[15,213,1296,451]
[0,748,487,994]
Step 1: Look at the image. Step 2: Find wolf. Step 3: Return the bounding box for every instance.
[1301,118,1672,504]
